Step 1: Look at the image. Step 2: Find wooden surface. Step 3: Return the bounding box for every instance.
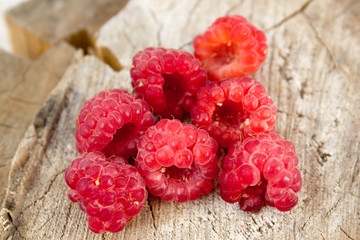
[1,0,360,239]
[5,0,128,65]
[0,43,75,206]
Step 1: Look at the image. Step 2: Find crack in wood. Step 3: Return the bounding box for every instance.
[35,214,55,232]
[0,123,22,130]
[101,233,106,240]
[324,196,342,220]
[59,203,72,240]
[210,220,221,238]
[148,199,157,231]
[0,210,25,240]
[250,215,263,234]
[42,151,51,165]
[301,209,321,231]
[320,232,326,240]
[23,168,67,211]
[349,143,360,190]
[8,96,40,106]
[349,191,360,199]
[339,226,355,240]
[302,12,337,71]
[250,215,258,226]
[266,0,315,31]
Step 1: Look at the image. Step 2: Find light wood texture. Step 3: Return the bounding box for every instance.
[1,0,360,239]
[0,43,75,206]
[5,0,128,61]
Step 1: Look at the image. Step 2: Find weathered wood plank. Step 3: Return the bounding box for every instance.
[1,0,360,239]
[5,0,128,59]
[0,43,75,206]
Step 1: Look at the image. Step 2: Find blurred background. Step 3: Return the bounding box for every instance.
[0,0,28,52]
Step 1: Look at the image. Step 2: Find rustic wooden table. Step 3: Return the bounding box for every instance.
[1,0,359,239]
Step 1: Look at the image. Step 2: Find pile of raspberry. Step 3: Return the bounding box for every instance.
[65,15,302,234]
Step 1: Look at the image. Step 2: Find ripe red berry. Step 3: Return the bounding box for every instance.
[75,89,155,159]
[194,15,267,81]
[219,133,302,212]
[237,178,267,212]
[64,152,148,233]
[135,119,219,202]
[190,77,276,148]
[130,47,207,120]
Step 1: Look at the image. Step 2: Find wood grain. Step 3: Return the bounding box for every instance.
[1,0,359,239]
[0,43,75,206]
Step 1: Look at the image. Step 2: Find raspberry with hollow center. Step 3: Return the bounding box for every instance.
[219,132,302,212]
[190,77,276,148]
[75,89,155,159]
[194,15,267,81]
[130,47,207,120]
[135,119,219,202]
[64,152,148,234]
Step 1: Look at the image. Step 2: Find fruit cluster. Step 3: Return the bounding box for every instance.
[64,15,302,234]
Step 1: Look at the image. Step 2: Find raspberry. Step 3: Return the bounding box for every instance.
[130,47,207,120]
[64,152,148,234]
[238,179,267,212]
[75,89,155,159]
[135,119,219,202]
[194,15,267,81]
[190,77,276,148]
[219,133,302,212]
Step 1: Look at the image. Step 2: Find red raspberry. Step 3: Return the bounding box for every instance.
[190,77,276,148]
[64,152,148,234]
[238,178,267,212]
[75,89,155,159]
[135,119,219,202]
[130,47,207,120]
[194,15,267,81]
[219,133,302,212]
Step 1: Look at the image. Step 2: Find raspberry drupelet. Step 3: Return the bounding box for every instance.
[65,152,148,234]
[190,77,276,148]
[75,89,155,159]
[219,133,302,212]
[238,178,267,212]
[194,15,267,81]
[135,119,219,202]
[130,47,207,120]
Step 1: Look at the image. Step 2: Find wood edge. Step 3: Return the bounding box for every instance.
[4,13,52,59]
[0,53,80,239]
[65,29,123,71]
